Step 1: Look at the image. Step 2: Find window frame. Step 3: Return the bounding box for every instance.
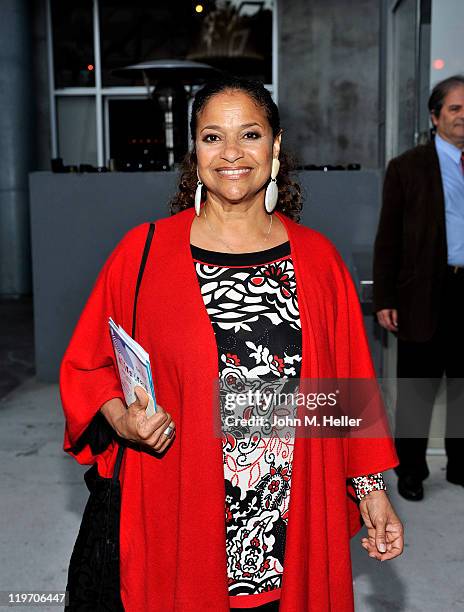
[46,0,278,167]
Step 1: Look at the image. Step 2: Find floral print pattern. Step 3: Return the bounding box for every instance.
[193,244,300,601]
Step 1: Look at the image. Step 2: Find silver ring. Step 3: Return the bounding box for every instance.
[163,424,175,438]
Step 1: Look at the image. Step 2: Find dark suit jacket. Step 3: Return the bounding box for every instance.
[373,141,448,342]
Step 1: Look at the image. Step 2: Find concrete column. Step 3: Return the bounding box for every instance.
[0,0,34,296]
[278,0,382,169]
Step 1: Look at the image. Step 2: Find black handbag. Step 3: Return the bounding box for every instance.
[65,222,156,611]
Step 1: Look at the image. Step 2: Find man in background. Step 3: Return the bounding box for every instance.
[373,75,464,501]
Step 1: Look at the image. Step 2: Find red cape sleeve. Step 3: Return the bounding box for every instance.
[332,249,399,478]
[324,247,399,538]
[59,227,144,465]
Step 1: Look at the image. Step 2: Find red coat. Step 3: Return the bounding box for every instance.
[60,208,398,611]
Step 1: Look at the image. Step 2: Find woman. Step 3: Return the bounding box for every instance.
[60,76,404,611]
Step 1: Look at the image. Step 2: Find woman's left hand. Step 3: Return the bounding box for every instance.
[359,490,404,561]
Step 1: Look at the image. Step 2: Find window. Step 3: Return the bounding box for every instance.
[47,0,276,169]
[51,0,95,88]
[107,98,168,170]
[57,97,97,165]
[99,1,202,87]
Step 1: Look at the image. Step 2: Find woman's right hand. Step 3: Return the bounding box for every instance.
[102,386,175,453]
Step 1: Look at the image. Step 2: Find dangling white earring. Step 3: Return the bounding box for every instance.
[265,158,280,213]
[194,172,203,216]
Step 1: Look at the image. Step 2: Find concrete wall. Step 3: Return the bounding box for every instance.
[0,0,50,296]
[278,0,382,169]
[0,0,35,296]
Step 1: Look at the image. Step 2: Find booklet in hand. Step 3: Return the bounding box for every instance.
[109,317,157,417]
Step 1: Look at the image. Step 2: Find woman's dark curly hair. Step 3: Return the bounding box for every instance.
[169,75,302,222]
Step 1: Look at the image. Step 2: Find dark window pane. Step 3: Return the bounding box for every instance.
[108,98,168,168]
[100,0,273,87]
[107,94,188,168]
[51,0,95,88]
[189,1,273,83]
[100,1,199,87]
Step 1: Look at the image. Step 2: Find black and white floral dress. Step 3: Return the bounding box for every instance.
[191,240,385,609]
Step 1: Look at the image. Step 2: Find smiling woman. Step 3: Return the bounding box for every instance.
[60,75,403,612]
[170,77,302,232]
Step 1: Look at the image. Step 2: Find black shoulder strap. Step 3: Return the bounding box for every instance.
[132,222,156,339]
[114,222,156,482]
